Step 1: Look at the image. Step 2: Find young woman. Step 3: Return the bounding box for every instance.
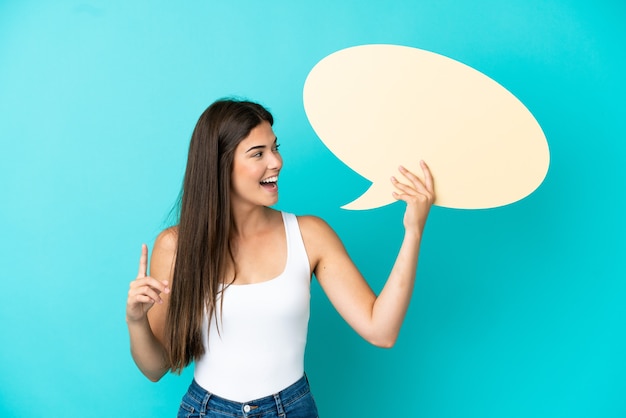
[126,99,435,417]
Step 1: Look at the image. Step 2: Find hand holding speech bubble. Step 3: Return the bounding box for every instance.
[303,44,550,210]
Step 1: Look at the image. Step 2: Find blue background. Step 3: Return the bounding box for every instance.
[1,1,625,417]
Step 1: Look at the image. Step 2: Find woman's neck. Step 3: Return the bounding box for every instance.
[231,205,278,239]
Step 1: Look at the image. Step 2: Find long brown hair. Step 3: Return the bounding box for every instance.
[165,99,274,373]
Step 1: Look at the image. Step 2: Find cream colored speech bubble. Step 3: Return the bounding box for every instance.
[303,44,550,210]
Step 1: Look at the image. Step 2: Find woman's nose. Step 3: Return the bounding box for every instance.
[268,151,282,170]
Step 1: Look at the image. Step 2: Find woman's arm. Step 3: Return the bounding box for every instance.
[301,161,434,348]
[126,229,177,381]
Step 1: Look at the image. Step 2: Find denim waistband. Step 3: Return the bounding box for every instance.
[185,374,311,416]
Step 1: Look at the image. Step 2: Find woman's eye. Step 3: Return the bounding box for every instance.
[273,144,281,152]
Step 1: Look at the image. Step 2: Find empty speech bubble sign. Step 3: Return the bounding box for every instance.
[303,44,550,210]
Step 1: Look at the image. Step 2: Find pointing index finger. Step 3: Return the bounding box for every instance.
[137,244,148,278]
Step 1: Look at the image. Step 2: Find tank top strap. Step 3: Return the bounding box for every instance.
[281,212,311,279]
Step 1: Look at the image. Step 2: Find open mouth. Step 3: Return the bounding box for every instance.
[260,176,278,191]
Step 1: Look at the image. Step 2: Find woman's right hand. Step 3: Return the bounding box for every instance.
[126,244,170,323]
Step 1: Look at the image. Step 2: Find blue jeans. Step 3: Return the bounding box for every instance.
[178,375,319,418]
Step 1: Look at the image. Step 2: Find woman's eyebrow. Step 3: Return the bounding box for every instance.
[245,144,266,153]
[245,138,278,153]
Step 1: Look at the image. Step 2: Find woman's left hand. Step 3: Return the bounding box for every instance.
[391,160,435,237]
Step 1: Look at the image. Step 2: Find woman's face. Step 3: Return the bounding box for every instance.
[230,121,283,209]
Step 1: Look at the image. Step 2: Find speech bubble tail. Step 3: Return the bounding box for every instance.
[341,181,394,211]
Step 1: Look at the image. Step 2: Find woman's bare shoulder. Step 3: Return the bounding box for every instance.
[151,226,178,278]
[296,214,332,233]
[154,226,178,252]
[296,215,342,248]
[295,214,323,224]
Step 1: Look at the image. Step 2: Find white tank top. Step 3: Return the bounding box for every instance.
[193,212,311,402]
